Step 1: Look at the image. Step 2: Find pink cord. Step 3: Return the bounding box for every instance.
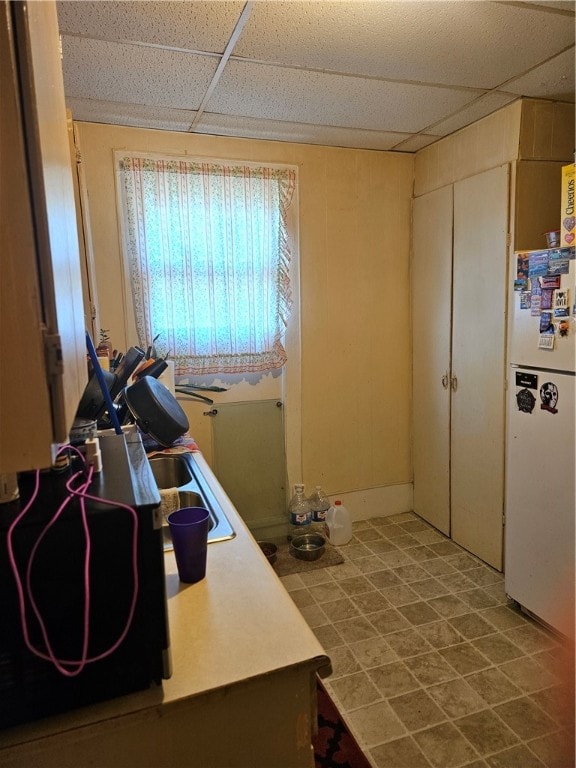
[6,446,140,677]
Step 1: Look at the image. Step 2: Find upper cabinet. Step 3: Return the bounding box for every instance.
[0,0,86,473]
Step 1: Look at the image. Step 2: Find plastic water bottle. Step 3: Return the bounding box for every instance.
[308,486,330,535]
[288,483,311,540]
[324,500,353,545]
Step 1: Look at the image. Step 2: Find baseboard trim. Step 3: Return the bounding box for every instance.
[327,484,414,522]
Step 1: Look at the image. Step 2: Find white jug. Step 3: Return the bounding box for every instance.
[324,500,352,545]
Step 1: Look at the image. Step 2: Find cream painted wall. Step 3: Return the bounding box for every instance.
[75,122,414,508]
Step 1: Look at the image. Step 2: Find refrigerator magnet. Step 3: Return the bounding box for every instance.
[516,388,536,413]
[539,312,553,333]
[540,288,554,310]
[540,382,559,414]
[519,291,531,309]
[553,290,569,318]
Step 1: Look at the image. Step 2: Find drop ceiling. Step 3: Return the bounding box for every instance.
[57,0,575,152]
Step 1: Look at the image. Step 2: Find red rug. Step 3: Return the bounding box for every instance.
[313,679,372,768]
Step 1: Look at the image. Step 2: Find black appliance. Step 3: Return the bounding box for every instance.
[0,433,170,730]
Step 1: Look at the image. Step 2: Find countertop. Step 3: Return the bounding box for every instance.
[0,448,330,752]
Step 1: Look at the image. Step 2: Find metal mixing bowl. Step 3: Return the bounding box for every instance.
[290,533,326,561]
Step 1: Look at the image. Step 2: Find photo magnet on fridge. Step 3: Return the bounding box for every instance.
[540,382,559,414]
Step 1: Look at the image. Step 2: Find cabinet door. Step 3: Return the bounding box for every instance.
[412,186,453,535]
[451,165,510,570]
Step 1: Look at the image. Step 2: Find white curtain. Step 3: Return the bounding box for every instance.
[117,154,296,375]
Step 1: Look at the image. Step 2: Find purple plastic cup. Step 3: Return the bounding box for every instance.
[167,507,210,583]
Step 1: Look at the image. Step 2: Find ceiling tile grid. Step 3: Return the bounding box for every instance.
[56,0,575,153]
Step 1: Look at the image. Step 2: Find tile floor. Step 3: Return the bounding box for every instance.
[280,512,575,768]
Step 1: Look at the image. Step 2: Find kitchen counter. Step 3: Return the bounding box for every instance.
[0,444,330,767]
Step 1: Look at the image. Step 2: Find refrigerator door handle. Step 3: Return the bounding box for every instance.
[451,374,458,392]
[441,372,450,390]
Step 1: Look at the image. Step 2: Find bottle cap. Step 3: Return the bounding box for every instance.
[335,500,342,505]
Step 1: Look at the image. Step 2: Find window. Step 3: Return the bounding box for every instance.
[116,153,296,375]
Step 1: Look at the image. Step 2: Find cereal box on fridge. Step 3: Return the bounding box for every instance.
[560,163,575,247]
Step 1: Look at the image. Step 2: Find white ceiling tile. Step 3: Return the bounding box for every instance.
[208,60,481,133]
[234,1,574,89]
[425,92,521,136]
[503,48,576,101]
[61,36,218,110]
[195,112,411,150]
[68,98,197,132]
[57,1,245,52]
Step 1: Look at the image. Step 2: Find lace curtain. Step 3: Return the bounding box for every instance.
[117,154,296,374]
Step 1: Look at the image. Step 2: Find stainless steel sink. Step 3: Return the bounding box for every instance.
[149,453,235,549]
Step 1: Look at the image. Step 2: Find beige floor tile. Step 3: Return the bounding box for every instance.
[326,645,363,679]
[351,590,390,615]
[479,604,528,630]
[312,622,344,651]
[448,612,497,640]
[367,661,420,698]
[298,569,332,587]
[329,670,382,711]
[354,528,385,542]
[380,584,420,606]
[484,744,546,768]
[470,633,525,664]
[333,614,379,643]
[493,696,557,740]
[369,608,412,635]
[321,596,361,622]
[279,573,304,591]
[405,545,439,562]
[422,558,458,577]
[349,636,398,669]
[397,601,442,626]
[439,643,492,675]
[346,700,406,748]
[367,569,403,589]
[380,549,418,567]
[410,578,451,600]
[404,651,460,686]
[527,730,576,768]
[388,688,446,731]
[370,735,432,768]
[454,709,519,755]
[439,571,477,592]
[427,594,470,619]
[289,587,316,608]
[413,722,480,768]
[354,555,390,574]
[529,684,576,729]
[308,579,346,604]
[446,553,482,571]
[338,575,375,596]
[457,588,499,610]
[342,542,373,559]
[297,602,329,627]
[386,628,435,658]
[464,667,522,706]
[498,656,559,693]
[503,623,560,654]
[392,564,430,583]
[427,677,486,718]
[416,620,465,649]
[366,539,400,555]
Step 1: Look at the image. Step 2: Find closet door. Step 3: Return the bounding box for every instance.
[451,165,510,570]
[412,186,453,535]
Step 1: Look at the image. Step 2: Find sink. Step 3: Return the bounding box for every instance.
[149,453,235,549]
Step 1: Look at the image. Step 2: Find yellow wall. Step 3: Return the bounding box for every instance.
[75,123,414,499]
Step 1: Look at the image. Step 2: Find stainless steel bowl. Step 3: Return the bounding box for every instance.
[290,533,326,561]
[258,541,278,565]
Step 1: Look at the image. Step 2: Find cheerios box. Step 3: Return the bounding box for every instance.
[560,163,575,247]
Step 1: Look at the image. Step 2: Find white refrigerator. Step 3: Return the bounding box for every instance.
[505,246,575,638]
